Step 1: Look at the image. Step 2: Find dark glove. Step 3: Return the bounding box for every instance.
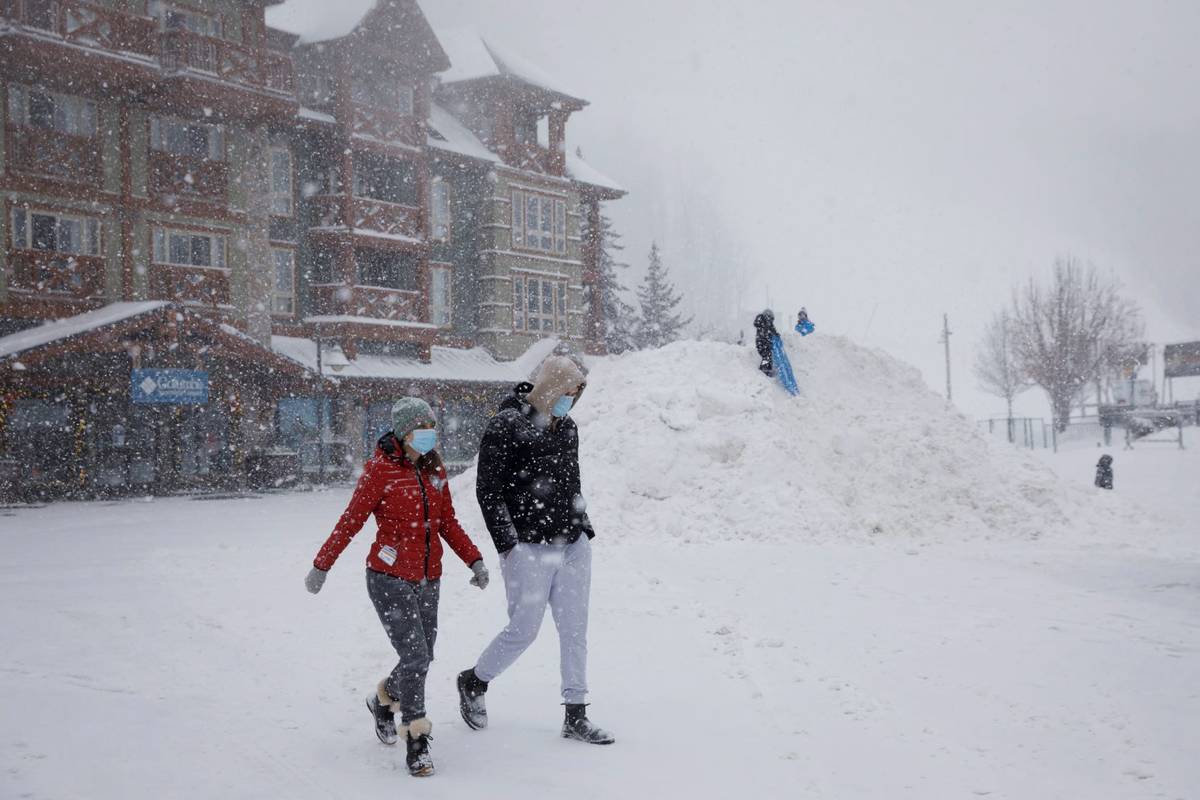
[305,567,328,594]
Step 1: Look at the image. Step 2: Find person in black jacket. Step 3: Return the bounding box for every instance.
[1095,454,1113,490]
[456,355,614,745]
[754,309,779,376]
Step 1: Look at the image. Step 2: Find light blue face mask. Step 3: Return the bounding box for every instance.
[408,428,438,454]
[552,395,575,418]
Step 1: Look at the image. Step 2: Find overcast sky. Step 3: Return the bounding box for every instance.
[415,0,1200,416]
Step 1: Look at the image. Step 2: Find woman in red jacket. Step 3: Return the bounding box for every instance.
[304,397,488,778]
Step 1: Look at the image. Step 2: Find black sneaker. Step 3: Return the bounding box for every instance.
[457,669,488,730]
[405,733,435,777]
[562,704,615,745]
[366,694,397,745]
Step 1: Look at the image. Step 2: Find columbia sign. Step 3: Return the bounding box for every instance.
[131,369,210,405]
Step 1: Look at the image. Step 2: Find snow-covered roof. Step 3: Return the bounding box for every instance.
[303,315,438,330]
[0,302,168,360]
[272,335,560,384]
[298,106,336,125]
[437,28,585,103]
[266,0,377,45]
[566,150,626,194]
[428,103,500,163]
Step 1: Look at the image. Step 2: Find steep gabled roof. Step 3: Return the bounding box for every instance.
[267,0,449,70]
[265,0,377,44]
[437,28,586,106]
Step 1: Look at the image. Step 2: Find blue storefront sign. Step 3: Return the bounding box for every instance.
[131,369,210,405]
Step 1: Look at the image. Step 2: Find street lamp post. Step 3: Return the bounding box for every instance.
[313,328,348,483]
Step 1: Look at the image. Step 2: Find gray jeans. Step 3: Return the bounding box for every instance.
[366,569,439,724]
[474,536,592,704]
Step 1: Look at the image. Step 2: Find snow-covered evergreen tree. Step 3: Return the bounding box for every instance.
[582,209,637,353]
[634,242,692,349]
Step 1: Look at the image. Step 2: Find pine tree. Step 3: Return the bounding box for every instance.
[634,242,692,349]
[582,210,637,353]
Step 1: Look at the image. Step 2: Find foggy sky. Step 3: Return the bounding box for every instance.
[417,0,1200,415]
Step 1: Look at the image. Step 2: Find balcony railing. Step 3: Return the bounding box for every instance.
[7,126,102,185]
[3,0,158,59]
[7,250,106,299]
[310,195,423,241]
[2,2,296,96]
[147,152,229,205]
[310,284,423,322]
[504,142,557,176]
[149,263,231,307]
[159,30,296,96]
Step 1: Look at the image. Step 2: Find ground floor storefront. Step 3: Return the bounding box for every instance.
[0,304,558,501]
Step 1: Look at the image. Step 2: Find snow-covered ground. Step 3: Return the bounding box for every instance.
[2,337,1198,799]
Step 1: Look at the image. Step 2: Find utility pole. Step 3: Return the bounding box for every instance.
[939,313,953,402]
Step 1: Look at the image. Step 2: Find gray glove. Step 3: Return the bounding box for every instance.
[469,560,489,590]
[305,567,328,594]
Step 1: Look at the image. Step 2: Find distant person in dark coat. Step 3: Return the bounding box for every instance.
[754,309,778,376]
[1095,454,1113,490]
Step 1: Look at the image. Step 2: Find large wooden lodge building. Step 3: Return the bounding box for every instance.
[0,0,624,498]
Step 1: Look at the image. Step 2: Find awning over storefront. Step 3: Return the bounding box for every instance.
[0,302,311,383]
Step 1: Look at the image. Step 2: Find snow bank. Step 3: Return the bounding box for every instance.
[455,335,1151,545]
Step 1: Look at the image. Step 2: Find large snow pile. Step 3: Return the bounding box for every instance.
[455,335,1149,545]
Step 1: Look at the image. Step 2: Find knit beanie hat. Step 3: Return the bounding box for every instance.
[392,397,436,438]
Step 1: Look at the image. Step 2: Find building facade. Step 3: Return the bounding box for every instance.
[0,0,624,499]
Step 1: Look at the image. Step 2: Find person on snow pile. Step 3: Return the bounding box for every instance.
[1095,454,1114,490]
[304,397,489,778]
[754,309,779,376]
[795,307,815,336]
[456,355,615,746]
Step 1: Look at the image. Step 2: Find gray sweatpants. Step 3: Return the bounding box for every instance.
[365,569,439,724]
[474,535,592,704]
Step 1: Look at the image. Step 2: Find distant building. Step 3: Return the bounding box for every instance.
[0,0,624,499]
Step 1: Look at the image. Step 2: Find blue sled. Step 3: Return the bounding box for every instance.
[795,320,815,336]
[771,335,800,396]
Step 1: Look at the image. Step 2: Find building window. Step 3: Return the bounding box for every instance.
[510,190,567,254]
[151,116,224,161]
[398,85,414,116]
[431,178,450,241]
[7,85,97,137]
[271,248,295,314]
[152,227,227,268]
[149,1,222,37]
[353,153,418,205]
[270,147,293,216]
[11,208,101,255]
[429,265,452,327]
[356,248,417,290]
[512,273,567,334]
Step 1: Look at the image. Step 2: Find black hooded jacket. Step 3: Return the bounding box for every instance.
[475,382,595,554]
[754,312,778,362]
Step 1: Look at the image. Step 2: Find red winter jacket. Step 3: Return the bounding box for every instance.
[313,445,482,581]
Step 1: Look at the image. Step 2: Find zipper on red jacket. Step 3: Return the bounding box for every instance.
[415,469,432,579]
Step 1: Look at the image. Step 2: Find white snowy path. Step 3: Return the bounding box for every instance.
[2,479,1198,799]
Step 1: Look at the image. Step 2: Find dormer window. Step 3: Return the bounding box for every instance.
[351,77,415,116]
[513,112,537,145]
[148,1,222,37]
